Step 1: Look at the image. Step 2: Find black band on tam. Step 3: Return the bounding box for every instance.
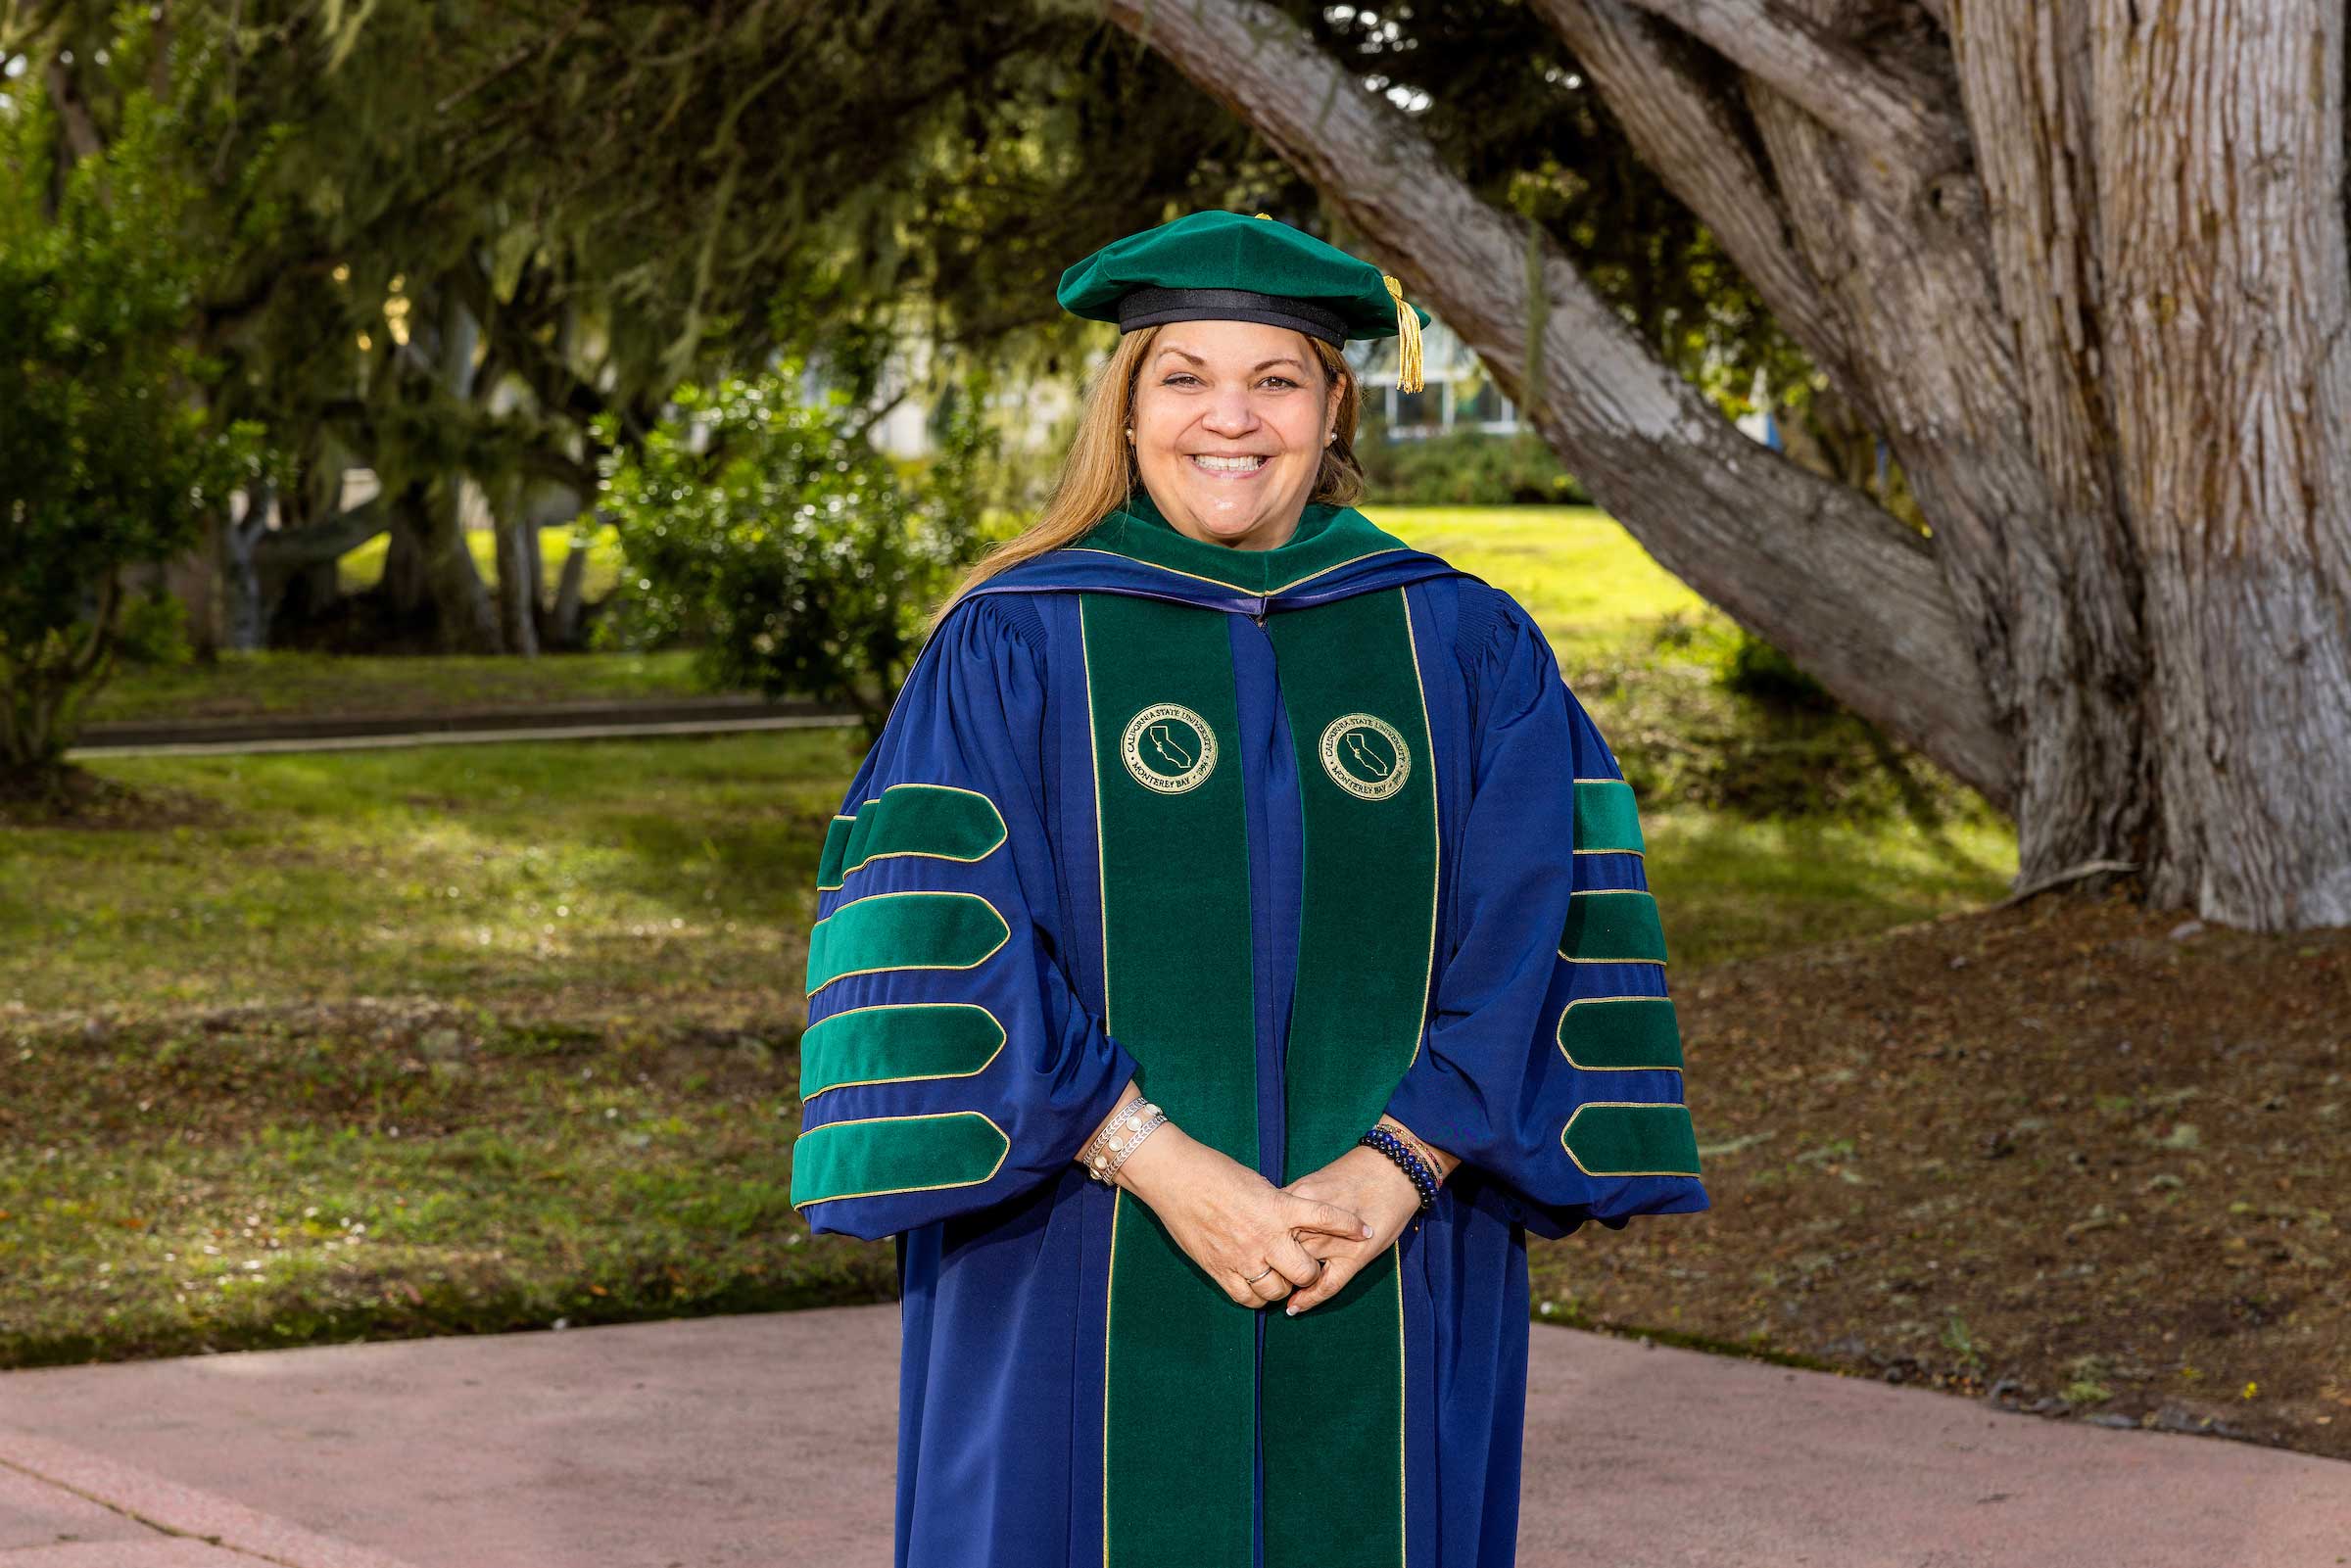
[1114,287,1349,346]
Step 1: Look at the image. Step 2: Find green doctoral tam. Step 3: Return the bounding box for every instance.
[1056,211,1429,391]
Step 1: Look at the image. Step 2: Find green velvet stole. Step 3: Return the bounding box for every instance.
[1084,588,1437,1567]
[1260,588,1435,1567]
[1084,594,1260,1566]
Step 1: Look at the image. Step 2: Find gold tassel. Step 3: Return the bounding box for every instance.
[1383,274,1424,393]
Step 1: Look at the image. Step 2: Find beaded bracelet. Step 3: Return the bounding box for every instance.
[1080,1093,1165,1185]
[1378,1117,1443,1182]
[1079,1090,1145,1176]
[1102,1105,1168,1182]
[1358,1125,1439,1212]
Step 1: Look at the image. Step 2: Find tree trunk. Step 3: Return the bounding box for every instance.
[380,512,430,620]
[391,479,503,654]
[552,527,592,649]
[2077,1,2351,925]
[492,493,544,658]
[1097,0,2009,809]
[214,484,276,654]
[1104,0,2351,930]
[0,569,122,773]
[253,489,391,642]
[522,478,588,649]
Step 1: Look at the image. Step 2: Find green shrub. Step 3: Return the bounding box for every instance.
[1357,429,1592,507]
[114,590,196,668]
[0,81,264,779]
[591,366,982,735]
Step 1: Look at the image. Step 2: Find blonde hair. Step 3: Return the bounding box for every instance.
[925,324,1364,637]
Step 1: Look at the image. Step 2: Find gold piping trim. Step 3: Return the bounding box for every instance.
[798,1002,1008,1103]
[1556,887,1668,968]
[1393,1243,1408,1565]
[1569,776,1646,860]
[1082,597,1118,1568]
[1559,1100,1699,1178]
[1059,544,1414,599]
[789,1110,1012,1208]
[1555,994,1684,1074]
[804,890,1011,999]
[1398,586,1442,1077]
[815,816,859,891]
[1102,1185,1120,1567]
[816,783,1010,892]
[1080,602,1114,1036]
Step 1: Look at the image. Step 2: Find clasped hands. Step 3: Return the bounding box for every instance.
[1110,1112,1441,1316]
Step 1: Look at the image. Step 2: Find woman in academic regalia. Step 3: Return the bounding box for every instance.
[789,211,1708,1568]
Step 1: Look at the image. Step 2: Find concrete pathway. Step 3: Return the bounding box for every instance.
[2,1306,2344,1567]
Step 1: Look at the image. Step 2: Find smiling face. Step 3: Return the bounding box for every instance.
[1128,318,1345,551]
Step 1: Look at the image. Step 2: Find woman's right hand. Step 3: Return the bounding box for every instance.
[1113,1121,1374,1307]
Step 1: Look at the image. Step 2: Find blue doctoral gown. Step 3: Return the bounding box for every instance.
[790,490,1707,1568]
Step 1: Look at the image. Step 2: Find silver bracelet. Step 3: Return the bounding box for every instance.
[1102,1107,1169,1183]
[1078,1090,1145,1173]
[1080,1092,1154,1182]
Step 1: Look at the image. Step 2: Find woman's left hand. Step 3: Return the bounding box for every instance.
[1276,1146,1424,1315]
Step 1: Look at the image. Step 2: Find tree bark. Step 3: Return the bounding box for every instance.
[1104,0,2351,929]
[491,492,544,658]
[390,479,503,654]
[2081,0,2351,924]
[552,535,591,649]
[1722,0,2154,906]
[1100,0,2009,806]
[213,485,277,654]
[380,516,430,620]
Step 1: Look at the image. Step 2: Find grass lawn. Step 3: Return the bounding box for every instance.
[2,506,2021,1389]
[336,523,630,605]
[80,649,715,727]
[1367,504,1712,663]
[86,507,1682,727]
[86,526,667,726]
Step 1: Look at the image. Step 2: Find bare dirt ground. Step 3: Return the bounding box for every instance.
[1531,886,2351,1459]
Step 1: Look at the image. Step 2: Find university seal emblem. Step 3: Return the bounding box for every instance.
[1121,703,1219,795]
[1319,712,1411,801]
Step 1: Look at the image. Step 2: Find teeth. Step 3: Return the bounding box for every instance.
[1192,454,1267,472]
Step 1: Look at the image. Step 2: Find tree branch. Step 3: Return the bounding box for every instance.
[41,55,104,165]
[847,387,913,449]
[1099,0,2011,803]
[1530,0,1860,394]
[252,497,391,572]
[1612,0,1966,172]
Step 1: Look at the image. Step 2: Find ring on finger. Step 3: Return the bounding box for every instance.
[1243,1262,1275,1285]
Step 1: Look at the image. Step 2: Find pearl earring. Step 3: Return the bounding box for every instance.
[1125,427,1134,440]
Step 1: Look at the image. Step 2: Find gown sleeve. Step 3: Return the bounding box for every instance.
[789,594,1141,1240]
[1380,591,1710,1240]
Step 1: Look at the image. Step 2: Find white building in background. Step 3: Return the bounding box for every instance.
[864,335,1080,462]
[1344,317,1527,439]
